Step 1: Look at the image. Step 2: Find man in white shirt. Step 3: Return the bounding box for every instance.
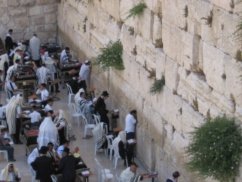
[28,106,42,125]
[44,99,53,112]
[6,75,18,99]
[57,140,70,158]
[37,110,58,148]
[36,83,49,105]
[125,110,137,140]
[78,60,91,91]
[36,63,51,85]
[5,59,20,82]
[29,33,41,61]
[60,47,71,64]
[120,162,148,182]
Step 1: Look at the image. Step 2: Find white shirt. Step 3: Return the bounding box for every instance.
[60,50,69,64]
[29,111,41,123]
[29,35,40,60]
[36,66,51,84]
[44,104,53,112]
[6,80,17,92]
[79,63,90,81]
[57,145,65,158]
[125,113,136,133]
[36,88,49,101]
[6,64,18,82]
[27,147,39,165]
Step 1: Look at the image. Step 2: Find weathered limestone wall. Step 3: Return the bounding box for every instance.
[58,0,242,181]
[0,0,58,43]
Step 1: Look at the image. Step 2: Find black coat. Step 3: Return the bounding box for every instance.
[31,155,54,182]
[5,36,13,51]
[59,155,80,182]
[94,97,109,123]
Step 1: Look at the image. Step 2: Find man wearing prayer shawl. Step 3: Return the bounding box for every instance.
[120,163,148,182]
[37,110,58,148]
[29,33,41,61]
[0,163,21,182]
[5,94,23,144]
[36,63,51,85]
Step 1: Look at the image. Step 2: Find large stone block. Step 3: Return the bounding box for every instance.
[45,13,56,24]
[31,15,46,26]
[20,0,36,6]
[165,57,179,91]
[43,4,57,13]
[37,0,56,5]
[152,14,162,45]
[162,23,182,63]
[211,0,233,11]
[202,42,226,93]
[120,24,135,55]
[29,6,43,16]
[13,16,29,28]
[9,7,27,17]
[45,24,56,31]
[144,0,161,14]
[7,0,20,7]
[101,0,120,20]
[136,9,153,40]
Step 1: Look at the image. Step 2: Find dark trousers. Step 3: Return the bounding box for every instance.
[0,145,14,160]
[78,80,87,92]
[14,118,21,143]
[51,73,59,93]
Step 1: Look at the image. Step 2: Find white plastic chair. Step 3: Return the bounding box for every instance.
[112,138,123,169]
[95,158,114,182]
[93,114,101,125]
[82,115,95,138]
[66,83,75,104]
[68,103,83,127]
[106,135,114,160]
[0,150,8,162]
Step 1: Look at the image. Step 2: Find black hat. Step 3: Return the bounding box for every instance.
[39,146,48,154]
[102,91,109,97]
[63,147,70,154]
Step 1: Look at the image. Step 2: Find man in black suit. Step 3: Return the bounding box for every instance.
[5,29,14,52]
[94,91,110,131]
[59,147,80,182]
[31,146,54,182]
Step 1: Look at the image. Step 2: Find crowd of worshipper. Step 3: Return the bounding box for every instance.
[0,29,180,182]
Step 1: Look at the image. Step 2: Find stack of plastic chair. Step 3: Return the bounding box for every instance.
[68,103,83,127]
[66,83,75,104]
[106,135,114,160]
[95,158,114,182]
[0,150,8,162]
[82,114,95,138]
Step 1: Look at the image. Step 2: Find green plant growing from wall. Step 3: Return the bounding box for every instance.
[235,50,242,61]
[126,2,147,19]
[96,40,124,70]
[235,20,242,42]
[186,116,242,182]
[150,76,165,94]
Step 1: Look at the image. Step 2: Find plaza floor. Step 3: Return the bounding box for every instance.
[0,87,150,182]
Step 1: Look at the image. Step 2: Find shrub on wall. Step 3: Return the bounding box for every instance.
[96,40,124,70]
[126,2,147,19]
[150,76,165,94]
[186,116,242,182]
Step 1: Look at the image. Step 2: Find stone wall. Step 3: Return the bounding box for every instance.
[57,0,242,181]
[0,0,58,44]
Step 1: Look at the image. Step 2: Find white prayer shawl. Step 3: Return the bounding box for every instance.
[29,36,40,60]
[27,148,39,165]
[0,53,9,71]
[6,95,23,134]
[74,88,85,105]
[6,64,18,82]
[79,63,90,81]
[54,110,72,140]
[0,163,21,182]
[36,66,51,84]
[120,167,141,182]
[37,116,58,148]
